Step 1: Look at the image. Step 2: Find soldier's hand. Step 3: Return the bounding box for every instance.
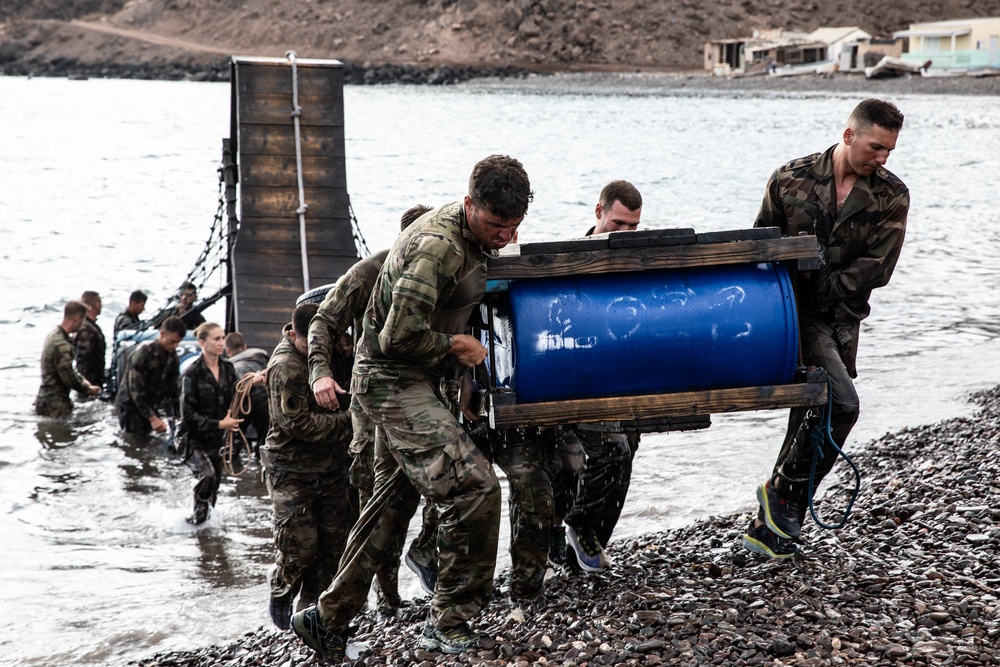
[251,370,266,387]
[449,334,488,367]
[150,415,167,434]
[219,415,243,432]
[85,381,100,396]
[312,376,346,410]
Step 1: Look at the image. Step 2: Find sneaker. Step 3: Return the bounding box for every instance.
[565,524,610,573]
[756,479,802,539]
[405,551,438,595]
[548,525,567,567]
[420,618,483,654]
[742,520,799,559]
[291,606,346,662]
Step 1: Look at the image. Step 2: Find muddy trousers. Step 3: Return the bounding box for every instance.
[317,377,500,633]
[266,469,357,611]
[770,318,861,525]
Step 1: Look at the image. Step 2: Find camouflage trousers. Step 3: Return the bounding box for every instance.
[492,429,554,598]
[265,467,358,611]
[348,437,407,614]
[770,317,861,522]
[561,427,637,548]
[34,391,73,418]
[317,375,500,632]
[117,407,154,436]
[187,445,223,514]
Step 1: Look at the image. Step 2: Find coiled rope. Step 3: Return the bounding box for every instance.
[807,377,862,530]
[222,371,266,477]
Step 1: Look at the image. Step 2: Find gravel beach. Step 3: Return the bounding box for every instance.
[132,385,1000,667]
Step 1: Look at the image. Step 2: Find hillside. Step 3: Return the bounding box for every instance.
[1,0,999,81]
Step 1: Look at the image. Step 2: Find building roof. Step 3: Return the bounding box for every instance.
[806,26,873,44]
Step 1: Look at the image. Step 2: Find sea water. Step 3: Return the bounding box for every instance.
[1,74,1000,665]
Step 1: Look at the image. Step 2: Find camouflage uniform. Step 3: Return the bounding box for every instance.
[755,144,908,513]
[179,355,238,518]
[307,249,407,613]
[316,201,501,634]
[114,339,181,435]
[263,324,355,611]
[113,310,139,340]
[34,327,90,417]
[75,316,106,388]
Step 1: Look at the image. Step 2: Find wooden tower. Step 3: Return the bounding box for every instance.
[227,55,360,350]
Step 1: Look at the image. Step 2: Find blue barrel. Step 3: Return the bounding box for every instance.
[494,263,798,403]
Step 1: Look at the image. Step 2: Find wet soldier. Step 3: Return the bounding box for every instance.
[224,331,270,455]
[307,204,432,619]
[114,290,147,339]
[115,316,186,435]
[75,290,107,389]
[34,301,101,416]
[292,155,533,661]
[179,322,244,525]
[263,302,354,631]
[556,180,643,573]
[744,99,908,559]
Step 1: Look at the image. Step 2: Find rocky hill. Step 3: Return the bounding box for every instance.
[2,0,999,81]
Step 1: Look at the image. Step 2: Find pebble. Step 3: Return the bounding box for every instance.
[130,385,1000,667]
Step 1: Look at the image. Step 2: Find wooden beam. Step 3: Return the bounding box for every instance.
[239,154,347,188]
[489,382,827,429]
[238,124,345,157]
[487,235,818,280]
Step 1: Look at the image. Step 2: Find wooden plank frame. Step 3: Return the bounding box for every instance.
[483,229,827,431]
[489,381,828,430]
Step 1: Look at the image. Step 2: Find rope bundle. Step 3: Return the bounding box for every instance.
[222,371,266,477]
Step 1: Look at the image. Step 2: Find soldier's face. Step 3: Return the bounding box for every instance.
[464,196,522,250]
[130,301,146,316]
[159,331,183,354]
[845,124,898,177]
[593,200,641,235]
[199,326,226,358]
[290,329,309,357]
[179,289,196,308]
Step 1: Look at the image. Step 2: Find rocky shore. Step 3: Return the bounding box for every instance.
[132,386,1000,667]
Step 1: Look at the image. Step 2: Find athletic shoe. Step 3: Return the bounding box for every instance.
[565,524,610,573]
[548,525,567,567]
[405,551,438,595]
[291,606,346,662]
[420,618,483,654]
[756,479,802,539]
[742,520,799,559]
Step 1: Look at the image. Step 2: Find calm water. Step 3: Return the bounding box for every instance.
[2,74,1000,666]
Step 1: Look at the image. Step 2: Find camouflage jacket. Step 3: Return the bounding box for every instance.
[116,338,181,421]
[75,316,106,387]
[754,145,908,375]
[37,326,89,402]
[261,324,353,474]
[354,202,491,383]
[179,355,238,451]
[308,249,388,387]
[113,310,139,339]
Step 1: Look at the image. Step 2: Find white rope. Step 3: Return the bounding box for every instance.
[286,50,310,292]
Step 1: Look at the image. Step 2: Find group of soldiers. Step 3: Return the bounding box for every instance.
[32,97,909,663]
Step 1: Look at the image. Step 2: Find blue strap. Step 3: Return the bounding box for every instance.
[806,378,861,530]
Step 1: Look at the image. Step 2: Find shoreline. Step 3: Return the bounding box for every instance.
[2,55,1000,96]
[131,385,1000,666]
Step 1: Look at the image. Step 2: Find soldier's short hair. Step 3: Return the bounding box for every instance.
[64,301,87,319]
[849,99,904,135]
[599,180,642,212]
[400,204,433,231]
[225,331,246,353]
[129,290,148,305]
[80,291,101,308]
[194,322,221,341]
[468,155,534,221]
[161,316,187,338]
[293,302,319,338]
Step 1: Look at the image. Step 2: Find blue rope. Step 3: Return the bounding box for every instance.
[806,378,862,530]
